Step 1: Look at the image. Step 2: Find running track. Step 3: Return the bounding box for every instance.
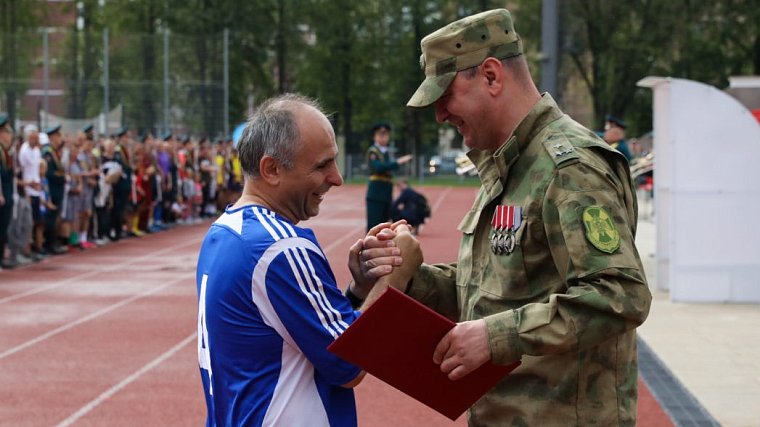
[0,185,673,426]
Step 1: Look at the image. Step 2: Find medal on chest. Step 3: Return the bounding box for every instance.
[490,205,522,255]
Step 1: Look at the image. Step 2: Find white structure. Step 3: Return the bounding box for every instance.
[638,77,760,303]
[39,104,123,136]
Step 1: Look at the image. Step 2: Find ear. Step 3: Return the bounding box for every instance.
[258,155,281,185]
[481,57,504,96]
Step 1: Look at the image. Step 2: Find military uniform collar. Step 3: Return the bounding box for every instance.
[512,93,563,150]
[467,93,564,200]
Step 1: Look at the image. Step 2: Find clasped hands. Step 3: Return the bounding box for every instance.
[347,221,492,381]
[348,220,420,297]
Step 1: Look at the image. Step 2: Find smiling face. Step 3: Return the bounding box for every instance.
[277,107,343,223]
[434,69,500,152]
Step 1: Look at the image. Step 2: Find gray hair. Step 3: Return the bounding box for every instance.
[238,93,325,178]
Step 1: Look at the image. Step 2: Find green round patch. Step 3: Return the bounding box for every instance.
[582,206,620,253]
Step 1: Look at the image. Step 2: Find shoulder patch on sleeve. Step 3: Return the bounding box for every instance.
[582,205,621,253]
[542,134,579,168]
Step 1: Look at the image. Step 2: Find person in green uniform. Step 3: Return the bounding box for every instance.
[603,114,633,162]
[0,114,17,268]
[360,9,652,426]
[364,122,412,231]
[42,124,67,254]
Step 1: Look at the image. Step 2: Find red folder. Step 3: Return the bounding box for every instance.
[328,286,520,421]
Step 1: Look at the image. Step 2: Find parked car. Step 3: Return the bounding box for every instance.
[428,151,477,176]
[428,153,458,174]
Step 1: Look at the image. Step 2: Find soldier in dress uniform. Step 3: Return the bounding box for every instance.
[42,124,67,254]
[0,114,17,268]
[364,122,412,231]
[362,9,652,426]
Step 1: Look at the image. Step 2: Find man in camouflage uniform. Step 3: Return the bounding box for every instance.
[364,122,412,231]
[389,9,651,426]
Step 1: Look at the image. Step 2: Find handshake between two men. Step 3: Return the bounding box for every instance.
[346,221,493,382]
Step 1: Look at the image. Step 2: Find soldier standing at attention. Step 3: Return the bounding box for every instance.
[362,9,651,426]
[41,125,68,255]
[364,122,412,231]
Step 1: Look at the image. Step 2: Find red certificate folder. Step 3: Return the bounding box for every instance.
[328,286,520,420]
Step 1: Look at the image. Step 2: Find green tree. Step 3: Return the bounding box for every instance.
[60,0,102,120]
[667,0,760,86]
[98,0,165,133]
[560,0,758,134]
[564,0,681,129]
[0,0,40,122]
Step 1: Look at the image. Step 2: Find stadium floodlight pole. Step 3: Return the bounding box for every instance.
[43,28,49,129]
[103,28,109,135]
[163,27,170,136]
[540,0,559,97]
[223,28,229,139]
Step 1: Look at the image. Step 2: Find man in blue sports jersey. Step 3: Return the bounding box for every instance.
[196,94,405,427]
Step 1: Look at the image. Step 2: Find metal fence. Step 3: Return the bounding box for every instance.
[343,152,478,184]
[0,28,228,138]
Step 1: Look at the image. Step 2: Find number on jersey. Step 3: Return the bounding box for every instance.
[198,274,213,394]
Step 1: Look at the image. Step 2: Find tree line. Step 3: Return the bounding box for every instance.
[1,0,757,155]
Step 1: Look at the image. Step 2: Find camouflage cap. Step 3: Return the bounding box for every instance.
[407,9,522,109]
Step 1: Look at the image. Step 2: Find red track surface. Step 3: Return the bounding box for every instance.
[0,184,673,426]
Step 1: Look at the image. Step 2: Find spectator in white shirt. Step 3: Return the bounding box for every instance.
[18,124,44,253]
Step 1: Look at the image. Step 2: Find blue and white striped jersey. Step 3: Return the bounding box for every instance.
[196,205,361,427]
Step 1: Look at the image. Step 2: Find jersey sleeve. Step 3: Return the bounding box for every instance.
[261,239,361,386]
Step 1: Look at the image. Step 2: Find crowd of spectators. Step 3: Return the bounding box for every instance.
[0,120,243,270]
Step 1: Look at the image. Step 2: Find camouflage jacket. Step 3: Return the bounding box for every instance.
[407,94,651,426]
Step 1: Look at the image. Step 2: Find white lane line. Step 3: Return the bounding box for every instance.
[321,224,366,254]
[54,332,196,427]
[431,186,453,213]
[0,237,200,306]
[0,275,190,361]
